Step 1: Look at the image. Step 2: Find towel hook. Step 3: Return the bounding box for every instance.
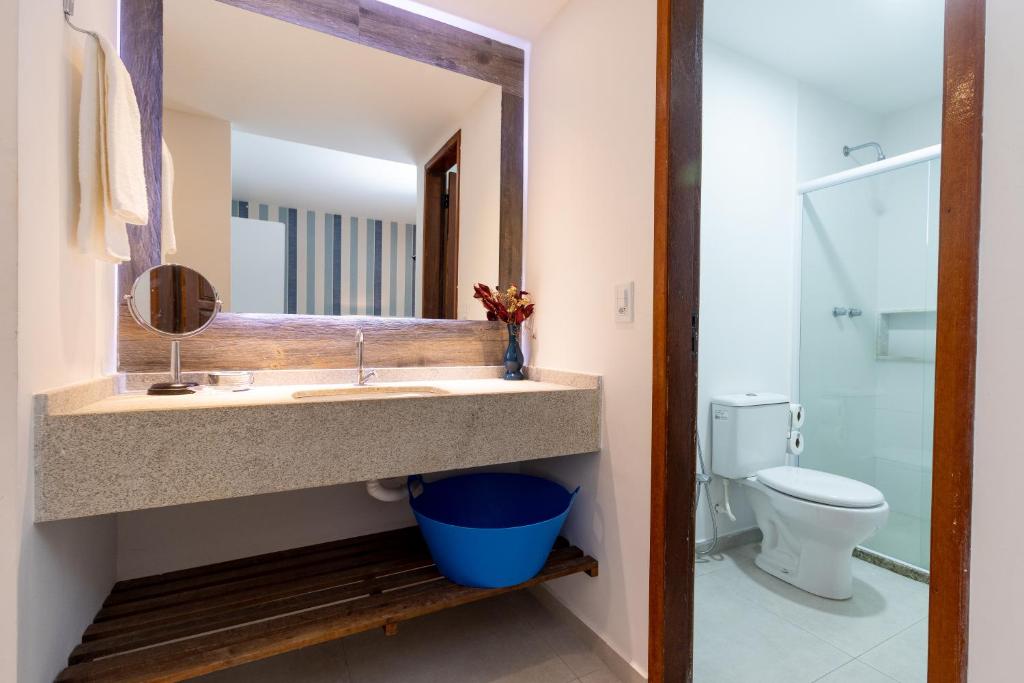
[64,0,100,41]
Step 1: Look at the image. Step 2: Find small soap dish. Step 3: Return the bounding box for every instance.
[208,371,254,391]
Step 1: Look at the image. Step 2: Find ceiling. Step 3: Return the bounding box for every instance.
[402,0,571,40]
[232,132,418,222]
[704,0,945,114]
[164,0,499,164]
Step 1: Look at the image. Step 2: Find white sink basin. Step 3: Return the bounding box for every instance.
[291,385,450,401]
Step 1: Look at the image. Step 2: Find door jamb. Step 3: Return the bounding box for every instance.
[422,131,462,319]
[650,0,986,681]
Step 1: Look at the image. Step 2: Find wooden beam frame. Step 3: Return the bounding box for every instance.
[650,0,701,680]
[650,0,986,680]
[928,0,986,680]
[117,0,524,372]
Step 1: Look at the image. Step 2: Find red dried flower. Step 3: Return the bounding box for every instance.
[472,283,535,325]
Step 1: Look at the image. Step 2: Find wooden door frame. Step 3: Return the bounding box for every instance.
[422,131,461,319]
[649,0,986,681]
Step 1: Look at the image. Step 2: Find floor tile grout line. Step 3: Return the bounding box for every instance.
[856,614,929,663]
[702,552,927,661]
[700,569,856,661]
[808,657,857,683]
[854,655,905,683]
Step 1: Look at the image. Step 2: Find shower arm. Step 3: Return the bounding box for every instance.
[843,142,886,162]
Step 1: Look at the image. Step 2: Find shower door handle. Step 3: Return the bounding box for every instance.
[832,307,849,317]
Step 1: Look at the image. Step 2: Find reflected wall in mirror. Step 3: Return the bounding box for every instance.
[162,0,503,320]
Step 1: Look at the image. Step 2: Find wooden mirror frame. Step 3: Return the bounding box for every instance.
[650,0,985,680]
[117,0,524,372]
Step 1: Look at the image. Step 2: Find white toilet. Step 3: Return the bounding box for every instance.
[710,393,889,600]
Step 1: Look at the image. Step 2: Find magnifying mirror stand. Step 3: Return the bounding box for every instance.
[147,340,199,396]
[124,264,221,397]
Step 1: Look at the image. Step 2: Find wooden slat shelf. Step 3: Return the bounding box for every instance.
[57,527,598,682]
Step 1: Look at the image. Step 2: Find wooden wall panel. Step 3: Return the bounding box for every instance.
[498,91,525,289]
[118,0,163,296]
[213,0,525,96]
[118,305,506,372]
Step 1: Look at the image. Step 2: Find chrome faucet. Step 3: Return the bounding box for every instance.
[355,329,376,385]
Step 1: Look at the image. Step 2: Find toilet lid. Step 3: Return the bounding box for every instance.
[756,466,885,509]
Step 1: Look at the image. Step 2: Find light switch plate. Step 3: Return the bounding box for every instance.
[615,282,634,323]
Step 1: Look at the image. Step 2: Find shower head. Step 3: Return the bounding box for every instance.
[843,142,886,162]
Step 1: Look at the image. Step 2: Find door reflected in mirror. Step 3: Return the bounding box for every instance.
[128,264,220,337]
[162,0,502,320]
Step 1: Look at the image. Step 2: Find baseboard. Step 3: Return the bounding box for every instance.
[854,546,930,584]
[697,526,762,555]
[528,586,647,683]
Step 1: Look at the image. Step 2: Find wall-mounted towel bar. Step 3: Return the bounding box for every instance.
[63,0,99,41]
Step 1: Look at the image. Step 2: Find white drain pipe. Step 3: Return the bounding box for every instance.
[366,478,408,502]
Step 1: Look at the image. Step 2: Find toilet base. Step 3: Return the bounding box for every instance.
[741,477,889,601]
[754,542,854,600]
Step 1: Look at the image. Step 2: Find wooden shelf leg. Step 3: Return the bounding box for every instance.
[383,622,399,636]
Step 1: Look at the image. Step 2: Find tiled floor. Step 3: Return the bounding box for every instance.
[197,591,624,683]
[694,543,929,683]
[196,544,925,683]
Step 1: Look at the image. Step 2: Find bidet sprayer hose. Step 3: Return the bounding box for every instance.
[695,429,719,556]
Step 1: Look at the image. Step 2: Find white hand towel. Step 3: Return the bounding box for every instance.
[76,34,149,263]
[161,137,177,258]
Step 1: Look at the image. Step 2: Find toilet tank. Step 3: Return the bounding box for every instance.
[710,393,790,479]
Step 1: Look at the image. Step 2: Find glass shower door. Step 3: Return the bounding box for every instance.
[798,158,939,571]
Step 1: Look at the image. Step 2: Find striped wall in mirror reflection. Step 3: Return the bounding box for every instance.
[232,200,417,317]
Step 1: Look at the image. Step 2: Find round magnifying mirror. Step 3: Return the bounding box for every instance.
[125,264,221,395]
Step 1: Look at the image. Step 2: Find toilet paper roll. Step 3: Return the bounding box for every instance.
[788,430,804,456]
[789,403,805,429]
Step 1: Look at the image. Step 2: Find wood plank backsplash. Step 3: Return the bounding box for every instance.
[118,306,507,372]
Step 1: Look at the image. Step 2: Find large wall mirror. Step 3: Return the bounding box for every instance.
[163,0,517,321]
[118,0,524,370]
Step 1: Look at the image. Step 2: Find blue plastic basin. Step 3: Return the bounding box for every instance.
[408,473,579,588]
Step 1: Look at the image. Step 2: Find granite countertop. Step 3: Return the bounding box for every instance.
[34,367,602,522]
[60,378,582,416]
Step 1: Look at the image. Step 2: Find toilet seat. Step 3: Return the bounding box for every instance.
[756,466,884,509]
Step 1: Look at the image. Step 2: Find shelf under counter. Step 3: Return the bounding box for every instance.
[56,526,599,682]
[34,367,601,522]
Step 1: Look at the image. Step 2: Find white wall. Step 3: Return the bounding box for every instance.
[231,130,419,222]
[968,0,1024,678]
[117,484,416,579]
[163,108,233,306]
[879,97,942,159]
[0,0,18,676]
[416,84,503,320]
[697,43,799,538]
[524,0,655,676]
[8,1,120,680]
[454,87,502,319]
[230,217,286,314]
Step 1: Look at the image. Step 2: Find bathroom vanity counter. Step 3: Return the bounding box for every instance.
[63,377,582,415]
[34,368,601,521]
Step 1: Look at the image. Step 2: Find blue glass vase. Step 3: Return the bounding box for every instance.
[504,324,525,380]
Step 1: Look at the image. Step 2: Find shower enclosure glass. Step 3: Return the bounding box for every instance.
[798,152,940,571]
